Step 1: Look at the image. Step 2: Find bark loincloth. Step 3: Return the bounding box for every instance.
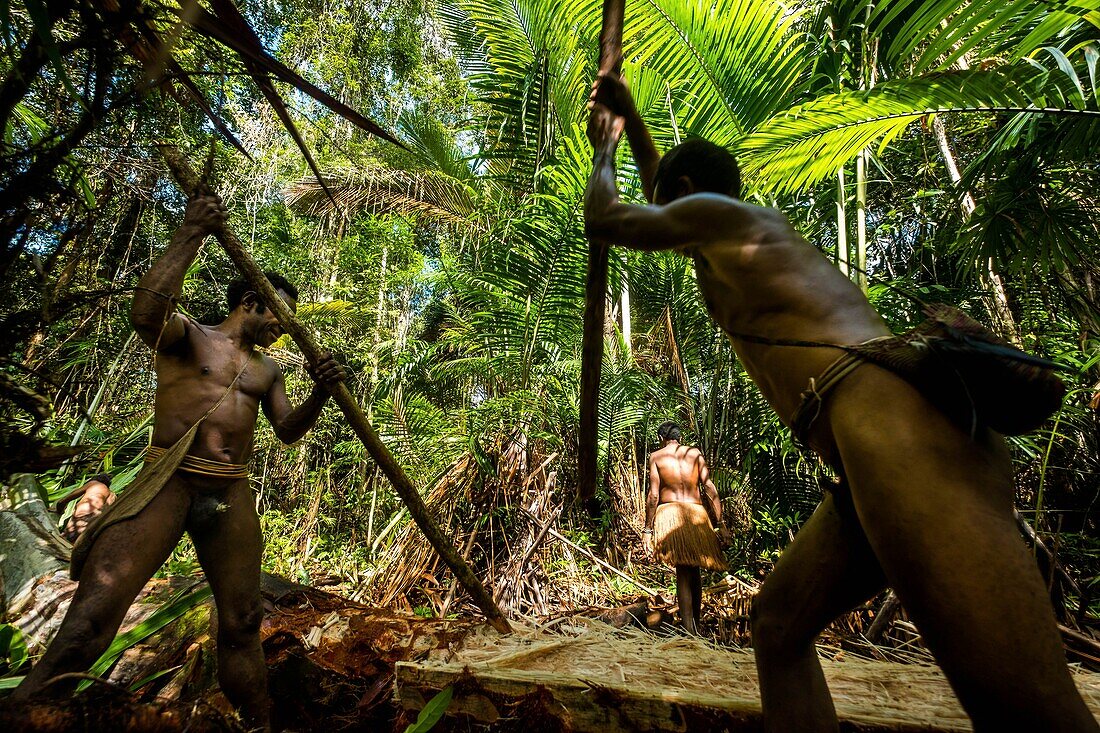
[69,422,200,580]
[145,445,249,479]
[788,304,1066,444]
[653,502,728,571]
[68,435,250,579]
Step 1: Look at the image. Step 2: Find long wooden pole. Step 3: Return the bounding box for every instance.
[158,144,511,634]
[578,0,625,509]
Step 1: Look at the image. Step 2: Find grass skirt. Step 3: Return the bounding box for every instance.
[654,502,728,571]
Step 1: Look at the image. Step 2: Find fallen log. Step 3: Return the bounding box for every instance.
[157,144,510,635]
[398,618,1085,732]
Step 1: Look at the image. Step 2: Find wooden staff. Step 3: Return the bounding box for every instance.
[158,144,511,634]
[578,0,625,509]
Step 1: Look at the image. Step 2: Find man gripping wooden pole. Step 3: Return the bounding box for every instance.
[158,144,512,634]
[578,0,625,510]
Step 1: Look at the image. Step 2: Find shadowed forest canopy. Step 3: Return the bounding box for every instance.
[2,0,1100,724]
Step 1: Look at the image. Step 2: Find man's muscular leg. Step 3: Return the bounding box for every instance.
[189,478,269,729]
[829,366,1098,732]
[13,477,191,698]
[752,489,887,733]
[675,566,701,634]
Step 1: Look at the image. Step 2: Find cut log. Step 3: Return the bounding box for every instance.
[394,620,1100,732]
[394,660,982,732]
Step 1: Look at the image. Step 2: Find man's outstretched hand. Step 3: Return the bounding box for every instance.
[307,352,347,390]
[183,193,227,234]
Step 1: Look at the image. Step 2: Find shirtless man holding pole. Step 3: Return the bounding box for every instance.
[585,72,1096,732]
[14,193,345,729]
[644,421,731,634]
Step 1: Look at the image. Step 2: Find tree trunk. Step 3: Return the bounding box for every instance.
[620,273,631,357]
[930,115,1021,344]
[836,167,849,278]
[855,150,868,292]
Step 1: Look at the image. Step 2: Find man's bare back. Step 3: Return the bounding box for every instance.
[650,442,706,505]
[611,192,893,426]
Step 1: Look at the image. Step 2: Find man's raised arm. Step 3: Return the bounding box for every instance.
[590,72,660,201]
[262,352,346,444]
[584,100,741,252]
[130,194,226,349]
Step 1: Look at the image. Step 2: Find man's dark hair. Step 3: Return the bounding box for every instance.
[654,137,741,200]
[88,473,111,486]
[226,271,298,312]
[657,421,681,442]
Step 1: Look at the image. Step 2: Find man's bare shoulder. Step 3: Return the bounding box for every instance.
[670,196,793,249]
[253,351,283,379]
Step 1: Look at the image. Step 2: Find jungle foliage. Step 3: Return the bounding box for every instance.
[1,0,1099,611]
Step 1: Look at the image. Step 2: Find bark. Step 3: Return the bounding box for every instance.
[578,0,626,509]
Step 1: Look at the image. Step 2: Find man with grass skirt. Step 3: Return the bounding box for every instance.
[13,193,345,730]
[584,70,1096,732]
[645,421,731,634]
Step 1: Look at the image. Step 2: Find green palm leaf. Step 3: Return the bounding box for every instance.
[627,0,808,143]
[285,167,479,226]
[741,58,1100,195]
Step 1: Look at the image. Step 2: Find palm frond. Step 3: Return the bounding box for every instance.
[285,167,480,227]
[628,0,809,143]
[741,58,1100,195]
[874,0,1100,72]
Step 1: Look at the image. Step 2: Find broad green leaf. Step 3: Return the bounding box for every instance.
[0,676,26,690]
[1086,44,1099,97]
[404,686,454,733]
[0,624,28,673]
[78,585,213,691]
[1042,46,1087,107]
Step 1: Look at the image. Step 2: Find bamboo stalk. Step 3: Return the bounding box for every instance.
[578,0,625,509]
[157,144,511,634]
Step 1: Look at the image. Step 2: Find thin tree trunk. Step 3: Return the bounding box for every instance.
[620,275,631,356]
[855,151,868,292]
[930,116,1021,343]
[371,245,389,383]
[837,167,849,278]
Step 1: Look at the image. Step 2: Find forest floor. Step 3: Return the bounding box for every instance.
[6,573,1100,732]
